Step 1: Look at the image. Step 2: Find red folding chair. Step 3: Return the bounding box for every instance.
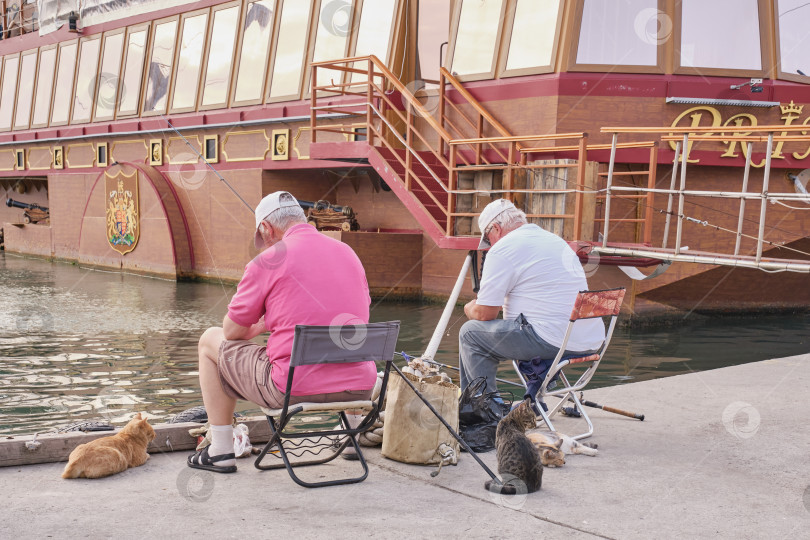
[512,287,626,440]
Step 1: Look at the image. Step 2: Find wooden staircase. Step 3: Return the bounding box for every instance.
[308,56,659,256]
[376,147,449,232]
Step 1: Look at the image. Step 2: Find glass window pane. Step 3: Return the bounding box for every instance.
[451,0,504,76]
[14,52,37,129]
[33,47,57,126]
[355,0,396,59]
[94,33,124,120]
[118,30,148,115]
[71,38,101,123]
[269,0,312,99]
[172,14,208,110]
[577,0,658,66]
[777,0,810,76]
[418,0,450,78]
[144,20,178,114]
[350,0,396,83]
[51,43,77,125]
[0,57,19,131]
[681,0,761,70]
[311,0,354,87]
[234,0,274,103]
[201,7,239,106]
[506,0,560,71]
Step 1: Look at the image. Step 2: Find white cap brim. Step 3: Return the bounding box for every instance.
[477,234,490,250]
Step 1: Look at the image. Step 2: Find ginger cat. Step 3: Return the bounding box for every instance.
[62,413,156,479]
[527,430,598,468]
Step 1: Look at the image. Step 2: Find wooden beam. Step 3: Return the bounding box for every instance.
[0,417,273,468]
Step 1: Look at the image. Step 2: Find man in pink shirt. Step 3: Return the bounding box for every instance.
[188,191,376,473]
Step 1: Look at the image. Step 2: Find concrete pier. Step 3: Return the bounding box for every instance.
[3,353,809,539]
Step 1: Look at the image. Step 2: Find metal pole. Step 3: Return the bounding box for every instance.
[734,142,753,256]
[674,133,689,255]
[662,140,681,248]
[756,133,774,263]
[601,133,618,248]
[422,253,472,362]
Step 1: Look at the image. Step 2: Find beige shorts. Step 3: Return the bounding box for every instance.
[217,339,372,409]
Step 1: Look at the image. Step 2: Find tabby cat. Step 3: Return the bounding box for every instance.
[484,398,559,495]
[62,413,156,479]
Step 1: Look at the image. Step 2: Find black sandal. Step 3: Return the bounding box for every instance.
[187,447,237,473]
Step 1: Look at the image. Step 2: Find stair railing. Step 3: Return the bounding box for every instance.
[309,56,658,243]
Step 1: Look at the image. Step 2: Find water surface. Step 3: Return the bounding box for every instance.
[1,253,807,435]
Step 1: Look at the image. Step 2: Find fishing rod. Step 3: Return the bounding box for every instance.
[163,119,254,213]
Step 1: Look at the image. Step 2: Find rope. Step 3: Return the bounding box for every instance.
[653,207,810,259]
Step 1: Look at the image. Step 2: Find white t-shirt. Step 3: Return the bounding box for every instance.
[475,224,605,351]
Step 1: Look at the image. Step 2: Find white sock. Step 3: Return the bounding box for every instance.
[209,424,236,464]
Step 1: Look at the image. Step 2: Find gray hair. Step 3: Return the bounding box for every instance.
[490,206,527,232]
[263,193,306,232]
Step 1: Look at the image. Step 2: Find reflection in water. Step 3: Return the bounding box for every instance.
[0,253,807,435]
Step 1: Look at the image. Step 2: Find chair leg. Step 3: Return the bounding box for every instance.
[254,417,286,470]
[569,391,594,441]
[255,413,372,488]
[535,401,556,432]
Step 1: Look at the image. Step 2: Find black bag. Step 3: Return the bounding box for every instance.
[458,377,510,452]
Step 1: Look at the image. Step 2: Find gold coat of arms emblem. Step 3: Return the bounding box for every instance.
[105,171,140,254]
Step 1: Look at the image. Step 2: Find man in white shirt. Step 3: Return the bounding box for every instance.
[459,199,606,401]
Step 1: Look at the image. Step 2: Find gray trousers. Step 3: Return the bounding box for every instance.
[458,314,584,395]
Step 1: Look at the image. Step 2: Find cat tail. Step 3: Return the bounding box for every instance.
[62,460,81,479]
[576,444,598,456]
[484,478,518,495]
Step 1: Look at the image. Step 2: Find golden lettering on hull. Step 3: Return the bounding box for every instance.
[669,101,810,166]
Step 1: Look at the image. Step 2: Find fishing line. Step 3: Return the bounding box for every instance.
[164,119,254,213]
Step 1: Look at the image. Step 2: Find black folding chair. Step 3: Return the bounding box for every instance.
[254,321,400,488]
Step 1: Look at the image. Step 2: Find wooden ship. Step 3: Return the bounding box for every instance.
[0,0,807,319]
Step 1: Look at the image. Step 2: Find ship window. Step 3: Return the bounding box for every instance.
[776,0,810,81]
[144,19,178,114]
[310,0,356,90]
[171,12,208,111]
[449,0,505,80]
[0,55,20,131]
[349,0,398,84]
[118,28,148,117]
[576,0,658,67]
[32,46,57,128]
[94,32,125,121]
[233,0,275,105]
[680,0,762,71]
[14,50,38,130]
[268,0,313,100]
[504,0,561,74]
[51,42,77,126]
[201,5,239,108]
[71,36,101,124]
[418,0,450,79]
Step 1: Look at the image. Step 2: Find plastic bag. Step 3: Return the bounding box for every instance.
[458,377,509,453]
[233,423,252,458]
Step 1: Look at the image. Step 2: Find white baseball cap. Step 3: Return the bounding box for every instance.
[477,199,515,249]
[254,191,300,249]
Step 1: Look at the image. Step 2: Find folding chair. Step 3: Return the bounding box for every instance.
[512,288,626,440]
[254,321,400,488]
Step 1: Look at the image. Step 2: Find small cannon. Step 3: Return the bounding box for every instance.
[298,200,357,232]
[5,198,50,224]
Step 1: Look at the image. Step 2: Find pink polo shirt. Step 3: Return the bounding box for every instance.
[227,223,375,396]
